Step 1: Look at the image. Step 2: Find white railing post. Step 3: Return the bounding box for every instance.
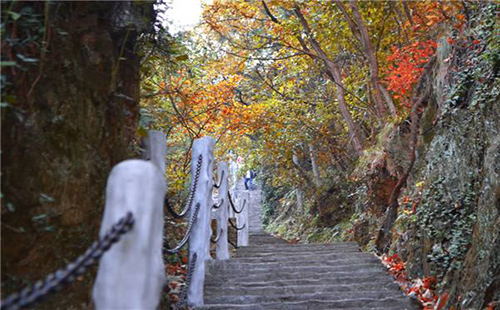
[237,191,250,247]
[92,160,166,310]
[141,130,167,175]
[216,161,229,260]
[228,160,238,218]
[187,137,215,307]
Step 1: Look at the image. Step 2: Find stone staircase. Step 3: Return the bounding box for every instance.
[200,189,419,309]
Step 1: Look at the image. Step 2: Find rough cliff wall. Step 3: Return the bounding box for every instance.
[1,2,153,307]
[374,3,499,308]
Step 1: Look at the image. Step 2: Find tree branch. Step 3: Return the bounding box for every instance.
[262,0,280,24]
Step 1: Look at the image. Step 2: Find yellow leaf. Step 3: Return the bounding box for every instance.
[137,127,148,137]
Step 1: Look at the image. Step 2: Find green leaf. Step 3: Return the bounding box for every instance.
[0,61,17,67]
[8,11,21,21]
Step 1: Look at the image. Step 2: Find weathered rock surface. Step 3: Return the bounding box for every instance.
[395,4,500,309]
[1,2,154,308]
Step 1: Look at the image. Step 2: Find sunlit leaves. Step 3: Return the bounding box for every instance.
[385,40,437,108]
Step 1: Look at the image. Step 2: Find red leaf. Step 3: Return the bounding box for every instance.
[423,276,437,289]
[436,292,449,310]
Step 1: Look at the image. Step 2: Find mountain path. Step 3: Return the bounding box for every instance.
[200,188,419,310]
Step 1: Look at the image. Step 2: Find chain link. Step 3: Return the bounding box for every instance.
[213,170,224,189]
[163,203,201,254]
[228,192,246,214]
[165,155,203,219]
[212,198,224,209]
[173,252,197,309]
[228,218,245,231]
[1,212,134,310]
[210,228,223,244]
[228,239,239,249]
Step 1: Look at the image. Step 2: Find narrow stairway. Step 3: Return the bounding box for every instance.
[201,189,419,309]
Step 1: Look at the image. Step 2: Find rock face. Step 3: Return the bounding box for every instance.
[386,3,500,309]
[1,2,153,308]
[201,189,418,309]
[347,4,499,308]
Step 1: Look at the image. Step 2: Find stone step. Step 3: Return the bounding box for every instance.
[248,238,289,244]
[208,256,379,269]
[235,247,361,257]
[199,300,416,310]
[204,282,401,297]
[204,292,412,306]
[241,241,358,248]
[248,240,288,245]
[239,244,359,252]
[207,265,385,281]
[247,246,367,254]
[206,265,385,279]
[226,251,377,263]
[205,270,391,284]
[204,274,395,289]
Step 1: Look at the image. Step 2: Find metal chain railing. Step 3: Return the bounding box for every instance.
[228,192,246,214]
[210,228,223,244]
[163,203,201,254]
[228,239,239,249]
[161,154,205,309]
[174,252,197,309]
[212,198,224,209]
[228,218,246,231]
[1,212,134,310]
[213,170,224,189]
[164,155,203,219]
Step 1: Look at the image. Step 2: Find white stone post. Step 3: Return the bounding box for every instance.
[141,130,167,175]
[187,137,215,307]
[228,197,236,220]
[237,191,250,247]
[93,160,166,310]
[215,161,229,260]
[228,160,238,218]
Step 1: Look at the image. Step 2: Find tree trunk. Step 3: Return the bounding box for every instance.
[348,0,397,116]
[309,143,321,186]
[293,6,364,155]
[292,152,316,190]
[296,187,304,214]
[328,63,364,154]
[402,1,414,26]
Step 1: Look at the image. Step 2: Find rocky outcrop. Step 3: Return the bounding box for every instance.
[383,3,499,308]
[1,2,153,308]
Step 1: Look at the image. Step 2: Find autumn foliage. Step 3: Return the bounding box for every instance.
[139,2,490,307]
[385,40,437,108]
[381,253,445,310]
